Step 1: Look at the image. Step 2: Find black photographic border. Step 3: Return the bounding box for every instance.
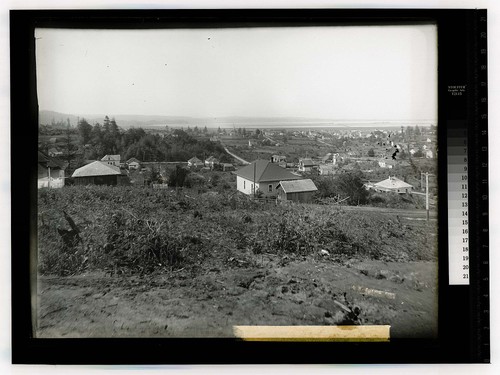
[10,8,489,364]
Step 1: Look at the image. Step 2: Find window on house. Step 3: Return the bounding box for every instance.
[268,184,273,192]
[244,181,246,189]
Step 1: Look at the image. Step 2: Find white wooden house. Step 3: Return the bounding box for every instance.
[38,151,67,189]
[126,157,141,170]
[101,154,121,167]
[371,176,414,194]
[234,160,301,197]
[298,158,318,172]
[188,157,204,168]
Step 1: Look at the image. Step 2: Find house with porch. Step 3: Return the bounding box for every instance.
[371,176,414,194]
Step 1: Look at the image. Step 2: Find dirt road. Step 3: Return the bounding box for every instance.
[223,146,250,165]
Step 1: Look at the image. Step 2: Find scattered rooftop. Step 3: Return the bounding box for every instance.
[235,160,300,182]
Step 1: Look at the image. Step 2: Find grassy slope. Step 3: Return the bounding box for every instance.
[38,186,437,277]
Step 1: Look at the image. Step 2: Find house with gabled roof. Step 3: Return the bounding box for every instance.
[126,157,141,170]
[188,156,204,168]
[277,179,318,203]
[221,163,235,172]
[72,161,129,186]
[298,158,319,172]
[205,156,219,169]
[371,176,413,194]
[234,159,301,197]
[101,154,121,167]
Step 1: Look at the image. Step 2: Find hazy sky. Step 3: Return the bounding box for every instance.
[35,25,437,120]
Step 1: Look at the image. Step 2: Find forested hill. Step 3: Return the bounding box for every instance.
[39,110,199,129]
[40,115,230,164]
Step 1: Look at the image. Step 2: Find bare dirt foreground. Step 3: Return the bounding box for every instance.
[37,256,437,339]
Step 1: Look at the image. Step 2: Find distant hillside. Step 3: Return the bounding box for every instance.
[38,110,334,128]
[39,110,436,129]
[39,111,81,127]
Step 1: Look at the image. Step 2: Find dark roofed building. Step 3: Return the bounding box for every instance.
[221,163,235,172]
[234,159,301,197]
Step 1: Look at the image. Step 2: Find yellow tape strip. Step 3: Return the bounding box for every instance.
[233,325,390,342]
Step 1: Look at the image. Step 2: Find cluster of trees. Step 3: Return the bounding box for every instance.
[76,116,231,163]
[310,171,370,206]
[185,126,210,135]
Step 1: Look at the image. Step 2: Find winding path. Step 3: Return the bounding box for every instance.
[223,146,250,165]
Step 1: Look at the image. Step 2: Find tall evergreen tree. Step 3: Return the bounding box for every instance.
[77,118,93,145]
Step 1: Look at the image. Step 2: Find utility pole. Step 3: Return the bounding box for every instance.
[426,172,429,221]
[47,166,51,189]
[253,161,256,197]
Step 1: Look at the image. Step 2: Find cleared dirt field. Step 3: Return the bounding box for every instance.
[37,257,437,339]
[36,186,438,340]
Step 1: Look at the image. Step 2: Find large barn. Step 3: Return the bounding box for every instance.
[72,161,129,186]
[234,159,301,197]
